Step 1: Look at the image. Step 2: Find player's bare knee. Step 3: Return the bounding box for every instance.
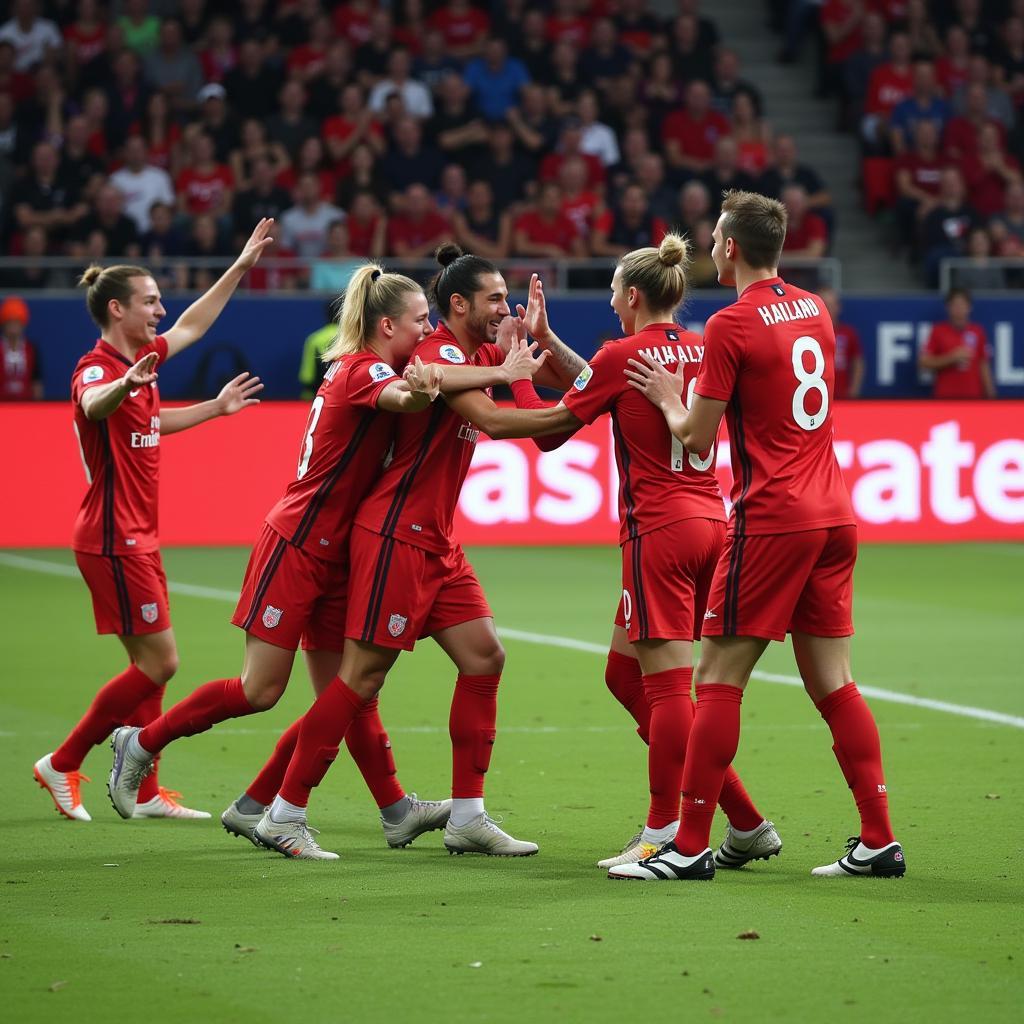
[348,672,386,701]
[242,679,284,711]
[473,640,505,677]
[140,652,178,685]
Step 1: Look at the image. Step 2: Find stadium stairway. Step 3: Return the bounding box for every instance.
[713,0,917,291]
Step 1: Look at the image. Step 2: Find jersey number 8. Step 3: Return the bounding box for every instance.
[791,336,829,431]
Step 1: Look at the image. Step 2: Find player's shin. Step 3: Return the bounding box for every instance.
[136,677,255,754]
[816,683,895,849]
[643,668,692,830]
[345,696,405,809]
[605,651,650,743]
[676,684,745,856]
[449,673,499,823]
[244,715,304,807]
[126,686,165,803]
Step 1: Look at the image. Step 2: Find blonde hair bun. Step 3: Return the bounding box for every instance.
[658,233,690,268]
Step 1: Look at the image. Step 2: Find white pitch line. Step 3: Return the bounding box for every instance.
[2,551,1022,731]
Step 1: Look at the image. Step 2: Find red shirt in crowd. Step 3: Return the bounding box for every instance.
[355,323,504,554]
[821,0,865,64]
[346,215,381,256]
[546,15,592,47]
[539,151,605,188]
[176,164,233,214]
[783,212,828,252]
[864,63,913,115]
[427,7,490,49]
[944,116,1007,158]
[960,152,1022,217]
[70,336,168,556]
[833,322,863,400]
[562,324,726,544]
[0,338,39,400]
[513,209,579,252]
[661,108,732,163]
[895,152,944,195]
[695,277,855,535]
[386,211,450,253]
[333,5,372,46]
[561,190,603,238]
[923,321,991,399]
[265,350,400,562]
[64,23,106,65]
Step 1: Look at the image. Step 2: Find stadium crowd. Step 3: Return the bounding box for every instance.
[0,0,839,292]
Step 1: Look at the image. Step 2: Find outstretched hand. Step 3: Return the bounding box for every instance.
[123,352,159,389]
[520,273,551,342]
[235,218,275,272]
[502,336,550,382]
[624,353,684,408]
[495,306,528,353]
[404,356,444,401]
[217,371,264,415]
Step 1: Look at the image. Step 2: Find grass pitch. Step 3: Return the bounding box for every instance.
[1,543,1021,1023]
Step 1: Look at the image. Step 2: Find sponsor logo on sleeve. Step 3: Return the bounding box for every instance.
[438,344,466,364]
[83,366,104,384]
[140,603,158,624]
[573,365,593,391]
[369,361,397,382]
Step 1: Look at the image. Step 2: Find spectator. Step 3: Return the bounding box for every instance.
[0,90,26,167]
[199,17,238,84]
[307,41,354,123]
[176,131,234,218]
[781,184,828,259]
[547,0,592,49]
[194,83,241,162]
[713,49,762,116]
[952,56,1015,129]
[332,0,374,47]
[368,48,434,120]
[946,81,1008,161]
[543,40,585,114]
[143,19,202,113]
[63,0,107,83]
[354,9,396,83]
[58,114,107,201]
[469,122,534,205]
[230,119,290,192]
[179,212,231,291]
[577,89,620,168]
[661,80,731,176]
[513,8,550,82]
[506,82,560,157]
[819,287,863,399]
[335,143,389,209]
[298,304,340,399]
[386,182,450,257]
[344,190,386,258]
[512,181,584,257]
[989,180,1024,256]
[591,183,668,256]
[635,152,678,224]
[71,182,140,257]
[105,49,148,150]
[380,116,445,194]
[579,18,633,97]
[893,119,945,247]
[118,0,159,55]
[0,295,41,399]
[436,163,468,218]
[9,140,88,244]
[668,13,714,84]
[265,79,317,155]
[615,0,662,57]
[427,0,490,60]
[428,73,488,168]
[677,0,720,54]
[888,60,950,155]
[136,91,183,176]
[936,24,972,97]
[280,172,345,259]
[324,83,385,170]
[731,88,772,176]
[539,120,606,189]
[310,219,360,292]
[0,0,61,73]
[557,155,604,243]
[286,13,333,84]
[642,52,683,134]
[413,29,462,92]
[996,17,1024,111]
[947,0,996,61]
[757,135,832,222]
[673,179,712,239]
[861,31,914,153]
[223,37,282,122]
[960,122,1022,219]
[954,226,1008,290]
[232,155,292,240]
[452,179,511,259]
[921,167,979,287]
[109,135,175,233]
[0,225,56,288]
[820,0,865,98]
[702,136,757,218]
[463,37,529,121]
[140,200,185,260]
[904,0,942,59]
[919,288,996,399]
[842,10,887,127]
[276,136,338,201]
[179,0,211,48]
[235,0,273,45]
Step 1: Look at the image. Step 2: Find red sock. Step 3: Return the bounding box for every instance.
[643,668,692,829]
[717,767,765,833]
[345,697,405,808]
[449,673,500,799]
[52,664,161,772]
[279,678,365,807]
[138,678,254,755]
[245,715,303,806]
[126,686,165,804]
[676,684,744,855]
[605,651,650,744]
[816,683,895,848]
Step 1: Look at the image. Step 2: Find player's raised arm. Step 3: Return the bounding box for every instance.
[444,384,581,441]
[625,352,726,453]
[519,273,586,390]
[160,372,264,435]
[79,351,159,421]
[162,219,275,358]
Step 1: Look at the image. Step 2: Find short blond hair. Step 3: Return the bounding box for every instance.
[719,190,788,270]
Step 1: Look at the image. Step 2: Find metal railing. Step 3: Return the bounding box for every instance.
[0,255,843,294]
[939,258,1024,293]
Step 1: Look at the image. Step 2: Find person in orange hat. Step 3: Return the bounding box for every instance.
[0,296,42,400]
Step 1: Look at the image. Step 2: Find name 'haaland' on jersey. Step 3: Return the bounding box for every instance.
[755,296,821,327]
[636,342,705,366]
[130,415,160,449]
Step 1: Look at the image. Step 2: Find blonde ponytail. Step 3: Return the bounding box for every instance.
[323,261,423,361]
[617,232,692,316]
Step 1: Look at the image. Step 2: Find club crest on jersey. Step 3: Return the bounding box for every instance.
[140,603,158,624]
[83,366,104,384]
[438,344,466,364]
[369,361,396,382]
[387,613,408,637]
[573,365,593,391]
[262,605,283,629]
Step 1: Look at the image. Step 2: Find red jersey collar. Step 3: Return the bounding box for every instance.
[739,276,785,299]
[96,338,134,368]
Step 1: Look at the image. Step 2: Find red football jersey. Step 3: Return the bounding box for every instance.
[355,323,503,555]
[71,336,169,556]
[695,277,855,536]
[833,321,862,400]
[922,321,990,399]
[563,324,726,545]
[265,351,401,561]
[0,338,39,400]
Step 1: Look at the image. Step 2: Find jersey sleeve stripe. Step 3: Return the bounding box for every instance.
[360,536,396,643]
[380,402,446,538]
[289,411,376,548]
[239,535,289,632]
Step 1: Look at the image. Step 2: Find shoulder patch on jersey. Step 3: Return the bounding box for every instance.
[369,361,397,382]
[573,365,593,391]
[438,344,466,364]
[83,365,104,384]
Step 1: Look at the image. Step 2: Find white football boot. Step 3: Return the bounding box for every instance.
[443,813,538,856]
[133,788,211,819]
[107,726,154,819]
[33,754,92,821]
[221,800,265,847]
[607,842,715,881]
[812,837,906,878]
[382,794,452,848]
[713,820,783,868]
[253,811,340,860]
[597,831,661,869]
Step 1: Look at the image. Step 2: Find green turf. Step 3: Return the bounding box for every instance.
[0,544,1021,1023]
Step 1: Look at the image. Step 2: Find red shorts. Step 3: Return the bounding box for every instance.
[702,526,858,642]
[231,523,350,652]
[346,525,492,651]
[614,518,726,642]
[75,550,171,637]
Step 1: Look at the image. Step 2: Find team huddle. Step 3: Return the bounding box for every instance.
[34,192,906,881]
